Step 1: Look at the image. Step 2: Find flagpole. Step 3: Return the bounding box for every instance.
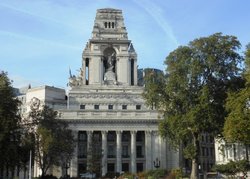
[29,150,32,179]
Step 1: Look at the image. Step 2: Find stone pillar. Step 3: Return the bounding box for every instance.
[116,131,122,174]
[82,58,86,85]
[87,131,93,170]
[133,59,138,86]
[145,131,152,170]
[101,131,108,176]
[117,56,129,85]
[101,58,104,84]
[130,131,137,173]
[70,130,78,177]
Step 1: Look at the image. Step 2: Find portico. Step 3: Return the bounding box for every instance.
[68,129,163,176]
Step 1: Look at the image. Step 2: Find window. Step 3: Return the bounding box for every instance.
[79,132,87,141]
[108,145,115,158]
[122,145,129,158]
[108,104,113,110]
[107,163,115,172]
[122,132,130,142]
[122,163,129,172]
[107,132,115,141]
[94,105,99,110]
[80,104,85,109]
[104,22,107,28]
[136,131,144,142]
[112,22,115,28]
[122,105,127,110]
[136,145,143,158]
[136,105,141,110]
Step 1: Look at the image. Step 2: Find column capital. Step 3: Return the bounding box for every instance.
[116,130,123,135]
[130,130,137,135]
[145,130,152,136]
[86,131,93,136]
[101,131,108,135]
[152,131,159,136]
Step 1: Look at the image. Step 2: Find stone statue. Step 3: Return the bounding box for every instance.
[68,68,84,87]
[30,97,40,110]
[104,52,117,85]
[106,52,115,72]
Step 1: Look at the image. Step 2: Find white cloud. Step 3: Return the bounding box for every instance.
[132,0,179,47]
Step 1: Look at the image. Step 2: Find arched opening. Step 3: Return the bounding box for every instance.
[112,22,115,28]
[85,58,89,85]
[108,22,111,28]
[104,22,107,28]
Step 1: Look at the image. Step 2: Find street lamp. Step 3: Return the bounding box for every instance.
[153,158,160,169]
[64,161,71,178]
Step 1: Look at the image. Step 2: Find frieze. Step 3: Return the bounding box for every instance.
[69,93,141,99]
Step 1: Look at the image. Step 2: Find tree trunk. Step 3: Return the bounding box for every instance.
[190,134,199,179]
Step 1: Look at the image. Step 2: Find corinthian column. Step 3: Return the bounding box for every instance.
[130,131,137,173]
[116,131,122,174]
[101,131,107,176]
[70,130,78,177]
[145,131,152,170]
[87,131,93,170]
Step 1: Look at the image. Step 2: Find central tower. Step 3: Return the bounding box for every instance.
[79,8,137,86]
[61,8,181,178]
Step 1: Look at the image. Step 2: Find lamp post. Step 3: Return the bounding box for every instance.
[64,161,71,178]
[153,158,160,169]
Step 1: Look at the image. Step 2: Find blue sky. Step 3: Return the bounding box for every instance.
[1,0,250,89]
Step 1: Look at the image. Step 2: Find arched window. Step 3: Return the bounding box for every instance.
[112,22,115,28]
[104,22,107,28]
[108,22,111,28]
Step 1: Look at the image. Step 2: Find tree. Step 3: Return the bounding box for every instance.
[143,33,243,179]
[142,68,166,110]
[23,103,75,178]
[0,71,21,177]
[223,44,250,161]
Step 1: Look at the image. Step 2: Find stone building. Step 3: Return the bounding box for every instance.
[58,8,181,177]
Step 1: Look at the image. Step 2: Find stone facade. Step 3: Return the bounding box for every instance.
[13,8,182,178]
[59,8,181,177]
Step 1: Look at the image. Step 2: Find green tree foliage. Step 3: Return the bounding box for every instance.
[143,33,243,179]
[87,133,102,177]
[0,71,21,176]
[224,44,250,160]
[142,69,166,110]
[23,104,75,178]
[213,160,250,178]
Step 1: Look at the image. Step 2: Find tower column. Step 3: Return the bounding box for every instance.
[101,131,108,176]
[87,131,93,170]
[70,130,78,177]
[134,59,138,85]
[130,131,137,173]
[145,130,152,170]
[82,58,86,85]
[116,131,122,174]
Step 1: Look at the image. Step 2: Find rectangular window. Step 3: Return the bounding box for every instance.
[108,145,115,158]
[80,104,85,109]
[108,104,113,110]
[136,105,141,110]
[122,105,127,110]
[122,145,129,158]
[136,145,143,158]
[94,104,99,110]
